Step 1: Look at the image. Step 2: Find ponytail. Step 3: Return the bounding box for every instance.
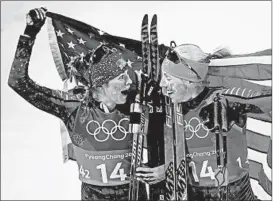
[208,46,232,60]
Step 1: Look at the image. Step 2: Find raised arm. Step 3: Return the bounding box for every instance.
[8,8,81,122]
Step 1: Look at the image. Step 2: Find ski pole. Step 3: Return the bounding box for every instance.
[221,98,228,201]
[171,102,178,201]
[214,98,229,201]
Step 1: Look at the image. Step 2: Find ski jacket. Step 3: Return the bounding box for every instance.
[8,35,133,186]
[164,87,267,187]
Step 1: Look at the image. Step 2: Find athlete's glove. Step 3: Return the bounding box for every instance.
[133,69,162,105]
[24,7,47,39]
[199,93,230,132]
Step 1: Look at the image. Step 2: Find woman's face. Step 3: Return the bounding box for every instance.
[102,70,132,104]
[159,71,194,103]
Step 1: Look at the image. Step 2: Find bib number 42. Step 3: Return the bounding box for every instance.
[80,165,91,179]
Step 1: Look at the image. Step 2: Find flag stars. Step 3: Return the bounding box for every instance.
[69,56,77,62]
[127,59,134,68]
[66,28,74,34]
[98,29,105,35]
[77,38,86,45]
[66,62,74,69]
[79,52,85,62]
[56,30,64,38]
[67,41,76,49]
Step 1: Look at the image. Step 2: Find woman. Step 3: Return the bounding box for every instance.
[136,43,270,200]
[8,8,146,200]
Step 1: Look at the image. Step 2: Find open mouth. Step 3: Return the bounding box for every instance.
[121,89,130,96]
[162,87,175,97]
[166,90,174,96]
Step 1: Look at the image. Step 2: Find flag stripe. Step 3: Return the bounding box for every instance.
[47,18,67,81]
[248,149,271,182]
[247,118,272,136]
[226,49,272,57]
[208,64,271,80]
[247,113,272,123]
[246,77,272,198]
[209,56,271,66]
[247,130,271,153]
[267,140,272,168]
[68,143,76,161]
[208,49,271,80]
[208,76,272,93]
[249,159,272,196]
[247,80,272,87]
[250,179,272,200]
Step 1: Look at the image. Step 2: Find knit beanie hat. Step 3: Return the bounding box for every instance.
[88,44,129,88]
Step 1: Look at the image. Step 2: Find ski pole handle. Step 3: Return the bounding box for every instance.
[220,98,228,133]
[213,98,221,131]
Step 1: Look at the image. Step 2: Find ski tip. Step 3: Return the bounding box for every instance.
[151,14,157,27]
[142,14,148,24]
[152,14,157,22]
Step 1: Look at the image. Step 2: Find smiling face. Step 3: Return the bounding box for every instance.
[160,71,204,103]
[102,70,132,105]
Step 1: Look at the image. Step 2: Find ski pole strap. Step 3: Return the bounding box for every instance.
[223,133,228,166]
[129,103,149,135]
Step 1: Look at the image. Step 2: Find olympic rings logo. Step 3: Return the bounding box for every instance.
[86,118,129,142]
[184,117,210,140]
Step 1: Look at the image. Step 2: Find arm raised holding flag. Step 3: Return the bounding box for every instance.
[8,7,81,121]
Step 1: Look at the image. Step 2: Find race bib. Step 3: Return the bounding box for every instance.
[74,145,131,186]
[184,111,249,186]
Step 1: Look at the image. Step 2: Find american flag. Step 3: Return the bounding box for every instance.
[207,52,272,199]
[46,11,272,200]
[46,11,142,87]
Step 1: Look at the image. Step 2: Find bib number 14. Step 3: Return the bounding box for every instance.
[189,157,245,182]
[189,160,215,182]
[97,162,126,183]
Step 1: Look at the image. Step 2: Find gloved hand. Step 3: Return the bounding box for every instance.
[24,7,47,39]
[133,69,162,105]
[199,93,230,132]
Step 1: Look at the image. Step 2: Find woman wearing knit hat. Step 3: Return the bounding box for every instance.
[8,8,146,200]
[136,43,265,201]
